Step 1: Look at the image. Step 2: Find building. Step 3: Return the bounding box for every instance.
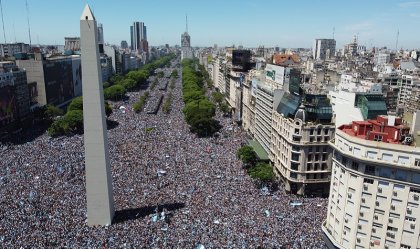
[406,81,420,114]
[398,75,420,108]
[0,43,30,57]
[329,91,388,127]
[64,37,81,52]
[313,39,336,60]
[16,53,82,107]
[0,62,31,132]
[130,21,147,53]
[181,17,193,60]
[271,92,334,195]
[242,70,259,135]
[254,64,301,153]
[374,51,390,66]
[322,115,420,249]
[120,40,128,49]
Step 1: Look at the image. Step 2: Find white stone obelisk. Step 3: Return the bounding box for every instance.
[80,5,114,226]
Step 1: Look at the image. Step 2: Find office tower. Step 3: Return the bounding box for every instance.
[313,39,336,60]
[322,115,420,249]
[80,4,114,226]
[130,21,146,52]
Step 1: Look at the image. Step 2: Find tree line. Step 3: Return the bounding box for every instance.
[47,54,176,137]
[181,59,221,137]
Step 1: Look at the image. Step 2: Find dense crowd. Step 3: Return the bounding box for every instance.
[0,59,327,248]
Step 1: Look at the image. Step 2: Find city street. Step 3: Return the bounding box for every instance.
[0,58,327,248]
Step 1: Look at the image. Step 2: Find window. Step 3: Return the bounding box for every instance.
[291,153,300,161]
[308,147,313,152]
[310,129,314,135]
[342,156,348,166]
[364,178,374,184]
[324,129,329,135]
[290,172,297,179]
[317,129,322,135]
[294,128,300,134]
[291,162,299,171]
[351,162,359,170]
[365,165,376,175]
[373,135,383,142]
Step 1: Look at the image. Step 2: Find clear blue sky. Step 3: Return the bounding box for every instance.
[1,0,420,49]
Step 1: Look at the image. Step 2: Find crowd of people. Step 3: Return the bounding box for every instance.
[0,59,328,248]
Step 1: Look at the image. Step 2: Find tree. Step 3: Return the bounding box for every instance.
[189,116,221,137]
[104,85,126,100]
[212,92,224,104]
[67,96,83,112]
[248,162,275,182]
[183,90,205,103]
[237,146,258,166]
[220,102,231,116]
[171,69,178,78]
[122,78,137,90]
[45,104,64,119]
[105,102,112,117]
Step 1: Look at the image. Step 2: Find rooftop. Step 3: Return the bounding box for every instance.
[339,115,413,146]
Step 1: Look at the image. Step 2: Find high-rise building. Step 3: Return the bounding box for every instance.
[120,40,128,49]
[322,115,420,249]
[254,64,301,153]
[313,39,336,60]
[80,4,114,226]
[130,21,147,52]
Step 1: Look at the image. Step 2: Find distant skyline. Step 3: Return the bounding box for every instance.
[1,0,420,49]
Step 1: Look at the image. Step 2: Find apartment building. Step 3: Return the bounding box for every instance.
[322,115,420,249]
[271,91,334,195]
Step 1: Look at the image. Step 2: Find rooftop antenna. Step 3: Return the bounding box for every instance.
[333,27,335,40]
[185,14,188,33]
[395,29,399,51]
[0,0,7,43]
[26,0,32,48]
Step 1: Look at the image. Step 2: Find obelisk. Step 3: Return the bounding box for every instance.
[80,4,114,226]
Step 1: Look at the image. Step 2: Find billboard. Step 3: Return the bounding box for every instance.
[71,57,82,97]
[265,64,290,85]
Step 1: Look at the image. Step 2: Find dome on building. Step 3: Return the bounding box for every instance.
[294,104,307,123]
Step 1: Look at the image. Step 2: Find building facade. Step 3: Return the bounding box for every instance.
[0,43,30,57]
[323,115,420,249]
[313,39,336,60]
[16,54,82,107]
[0,62,30,132]
[130,21,147,53]
[271,92,334,195]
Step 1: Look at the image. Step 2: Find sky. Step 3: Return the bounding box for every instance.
[1,0,420,49]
